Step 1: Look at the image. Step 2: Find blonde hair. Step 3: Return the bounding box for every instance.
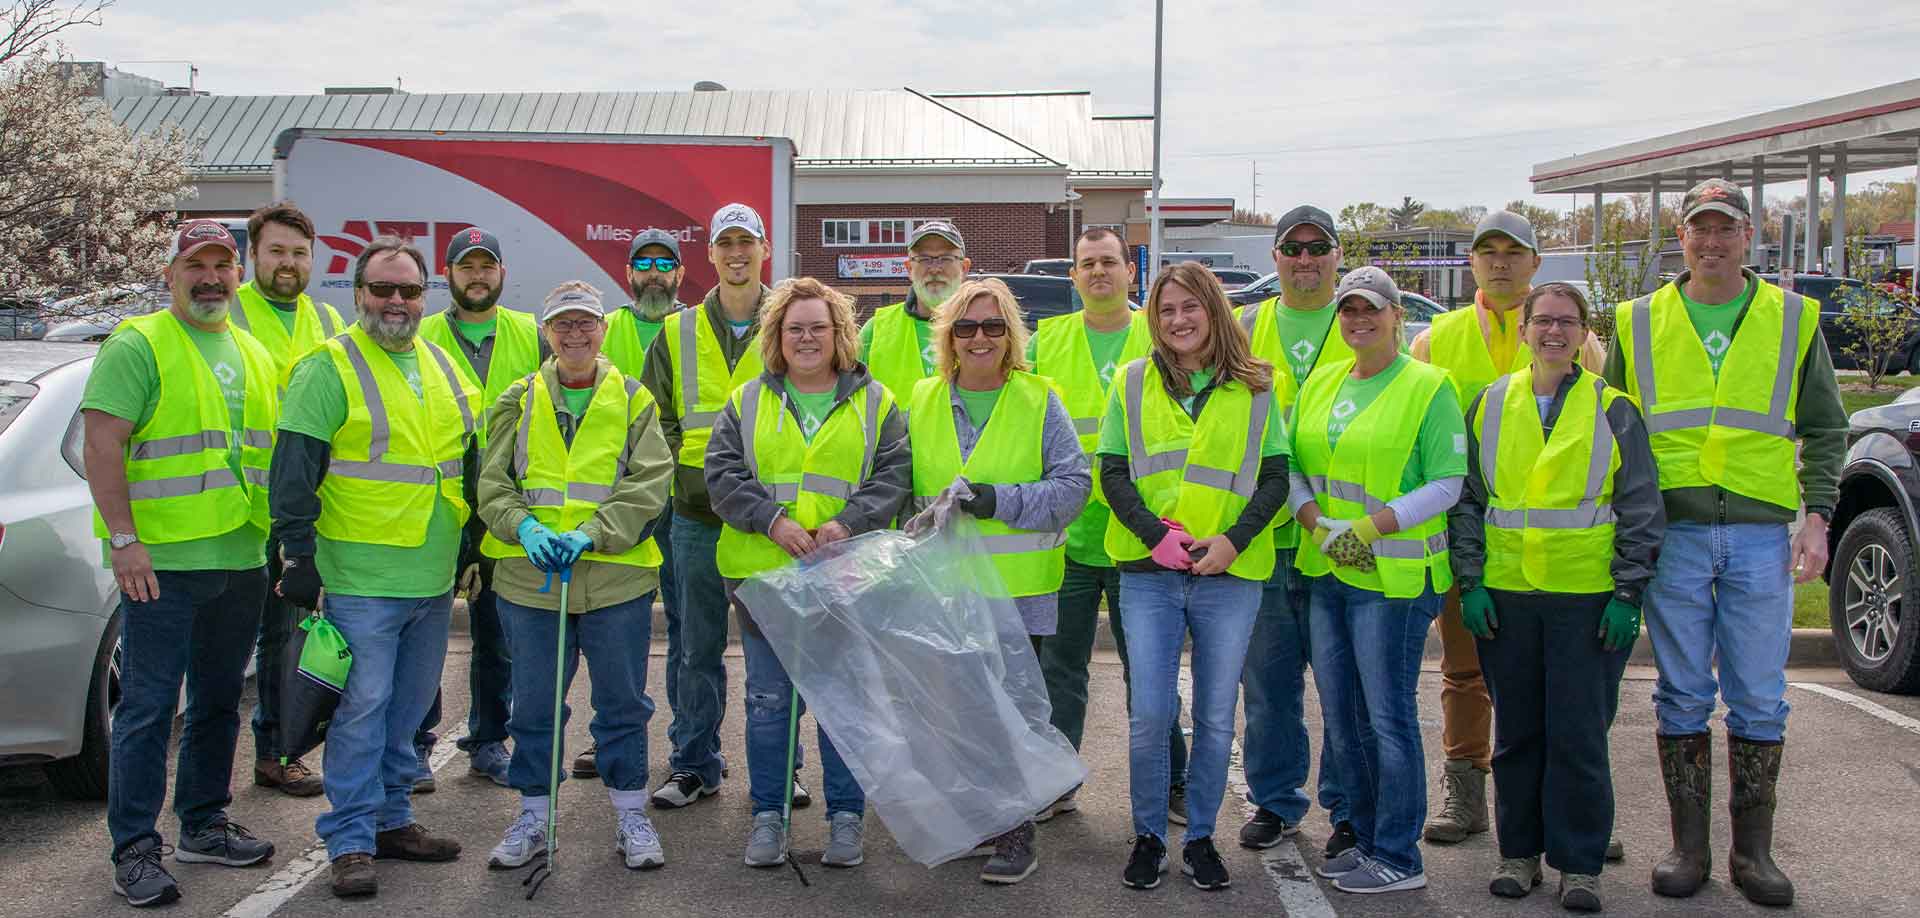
[1146,263,1272,395]
[930,278,1033,381]
[758,277,860,376]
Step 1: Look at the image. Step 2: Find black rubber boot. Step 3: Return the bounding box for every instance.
[1728,736,1794,907]
[1650,732,1712,898]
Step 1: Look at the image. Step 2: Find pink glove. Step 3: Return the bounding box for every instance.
[1150,525,1195,571]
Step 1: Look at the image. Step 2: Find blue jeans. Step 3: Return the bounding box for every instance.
[669,516,729,786]
[109,568,266,857]
[1308,575,1439,876]
[654,507,683,741]
[737,610,862,817]
[315,592,452,859]
[498,593,655,796]
[414,558,512,754]
[1119,570,1261,843]
[1645,521,1793,741]
[1241,551,1347,826]
[1038,560,1188,785]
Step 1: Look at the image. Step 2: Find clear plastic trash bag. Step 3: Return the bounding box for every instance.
[735,485,1089,866]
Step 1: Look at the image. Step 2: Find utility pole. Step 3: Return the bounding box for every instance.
[1251,160,1261,220]
[1147,0,1165,289]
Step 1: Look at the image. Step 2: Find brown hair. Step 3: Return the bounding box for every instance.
[931,278,1034,381]
[1074,226,1127,260]
[1146,263,1271,394]
[246,201,315,253]
[1521,282,1591,325]
[759,277,859,376]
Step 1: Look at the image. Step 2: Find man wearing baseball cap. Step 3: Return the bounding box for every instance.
[1408,209,1605,847]
[413,226,544,788]
[1602,178,1846,907]
[84,219,281,906]
[639,203,814,809]
[859,220,972,399]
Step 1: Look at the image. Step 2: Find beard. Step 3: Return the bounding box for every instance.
[359,308,420,350]
[451,282,501,312]
[628,279,678,320]
[185,285,231,322]
[912,277,956,310]
[259,269,307,300]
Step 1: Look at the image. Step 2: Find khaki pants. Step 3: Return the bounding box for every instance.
[1437,585,1492,769]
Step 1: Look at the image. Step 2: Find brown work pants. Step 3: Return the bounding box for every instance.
[1437,585,1492,769]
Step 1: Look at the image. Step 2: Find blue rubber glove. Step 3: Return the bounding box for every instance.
[516,516,564,572]
[555,531,595,569]
[1460,586,1498,639]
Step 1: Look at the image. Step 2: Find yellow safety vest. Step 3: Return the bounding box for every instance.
[1293,358,1453,598]
[1427,305,1530,405]
[415,307,541,445]
[479,365,663,568]
[862,302,932,403]
[661,307,764,468]
[91,311,278,543]
[314,326,478,546]
[602,306,673,379]
[229,281,344,382]
[1616,280,1815,510]
[715,376,889,580]
[908,371,1067,597]
[1030,310,1153,506]
[1237,295,1354,539]
[1474,368,1622,593]
[1102,358,1277,582]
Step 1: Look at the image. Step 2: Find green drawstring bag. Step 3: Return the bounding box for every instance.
[277,610,353,764]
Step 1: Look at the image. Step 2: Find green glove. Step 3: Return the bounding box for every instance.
[1599,598,1641,651]
[1460,586,1498,639]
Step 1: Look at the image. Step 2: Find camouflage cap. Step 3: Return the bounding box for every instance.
[1680,178,1751,223]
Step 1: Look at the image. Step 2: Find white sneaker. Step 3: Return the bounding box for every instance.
[615,808,665,870]
[488,808,547,869]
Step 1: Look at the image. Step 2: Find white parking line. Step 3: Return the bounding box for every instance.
[1788,682,1920,737]
[220,732,469,918]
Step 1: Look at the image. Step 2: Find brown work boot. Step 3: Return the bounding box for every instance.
[1422,758,1489,843]
[374,823,462,862]
[329,853,377,898]
[1651,732,1712,898]
[571,743,599,778]
[254,757,324,797]
[1728,736,1794,907]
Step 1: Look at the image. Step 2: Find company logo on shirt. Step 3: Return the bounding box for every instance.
[922,340,939,370]
[1098,360,1118,387]
[404,368,423,399]
[800,412,823,439]
[212,360,238,389]
[1329,398,1358,437]
[1454,433,1468,456]
[1290,338,1318,364]
[1702,330,1732,360]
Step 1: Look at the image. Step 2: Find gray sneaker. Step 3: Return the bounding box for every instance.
[743,811,787,867]
[176,819,274,867]
[1332,856,1428,894]
[111,839,180,907]
[1314,846,1366,879]
[980,821,1037,884]
[821,812,865,868]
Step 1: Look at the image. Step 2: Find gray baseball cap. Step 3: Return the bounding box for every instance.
[541,284,605,322]
[627,228,682,260]
[1471,210,1538,253]
[1273,205,1340,247]
[709,203,766,241]
[908,219,965,251]
[1334,266,1401,311]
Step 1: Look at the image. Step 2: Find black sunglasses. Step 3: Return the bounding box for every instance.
[363,281,425,300]
[1277,241,1334,258]
[952,318,1009,339]
[631,256,679,272]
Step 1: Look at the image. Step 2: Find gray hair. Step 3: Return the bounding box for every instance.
[352,236,429,287]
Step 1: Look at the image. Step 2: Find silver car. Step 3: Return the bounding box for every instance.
[0,341,116,798]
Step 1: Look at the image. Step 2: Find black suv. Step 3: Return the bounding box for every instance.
[1826,388,1920,693]
[970,274,1084,329]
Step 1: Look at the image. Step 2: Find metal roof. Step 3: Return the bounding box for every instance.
[112,88,1151,175]
[927,91,1154,177]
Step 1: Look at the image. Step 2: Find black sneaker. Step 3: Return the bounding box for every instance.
[176,818,275,867]
[650,771,717,809]
[1182,836,1231,890]
[1238,807,1296,850]
[112,839,180,907]
[1122,834,1168,890]
[1324,819,1358,858]
[1167,784,1189,826]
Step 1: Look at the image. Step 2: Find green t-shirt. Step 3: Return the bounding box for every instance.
[452,315,496,351]
[265,294,299,332]
[781,380,838,442]
[1271,300,1339,386]
[82,322,267,570]
[559,381,594,419]
[956,384,1001,431]
[629,316,666,354]
[278,348,460,598]
[1680,278,1755,376]
[858,310,936,373]
[1303,354,1468,492]
[1180,369,1214,414]
[1097,370,1291,459]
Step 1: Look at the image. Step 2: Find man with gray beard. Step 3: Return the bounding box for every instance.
[269,236,482,898]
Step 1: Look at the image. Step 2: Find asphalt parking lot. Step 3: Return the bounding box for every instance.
[4,634,1917,918]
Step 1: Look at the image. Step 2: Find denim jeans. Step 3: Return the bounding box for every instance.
[1308,575,1439,876]
[736,609,863,817]
[315,592,452,859]
[1241,551,1347,826]
[1037,560,1187,785]
[414,557,512,755]
[109,567,266,857]
[1119,570,1261,842]
[1645,521,1793,742]
[498,593,655,796]
[251,539,293,760]
[669,516,729,786]
[655,506,683,738]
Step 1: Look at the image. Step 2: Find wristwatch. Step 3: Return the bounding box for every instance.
[109,531,140,550]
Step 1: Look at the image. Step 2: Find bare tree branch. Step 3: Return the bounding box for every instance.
[1,0,113,68]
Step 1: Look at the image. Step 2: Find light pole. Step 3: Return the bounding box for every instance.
[1146,0,1165,290]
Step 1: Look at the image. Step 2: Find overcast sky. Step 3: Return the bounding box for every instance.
[70,0,1920,215]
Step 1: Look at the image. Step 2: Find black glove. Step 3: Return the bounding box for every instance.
[279,555,324,610]
[959,482,998,519]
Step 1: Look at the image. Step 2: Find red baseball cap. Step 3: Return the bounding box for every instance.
[169,219,240,262]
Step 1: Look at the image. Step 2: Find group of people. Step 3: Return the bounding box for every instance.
[89,177,1836,912]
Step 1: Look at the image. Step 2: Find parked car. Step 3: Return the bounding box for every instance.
[1020,258,1072,278]
[1824,386,1920,693]
[1211,268,1263,290]
[41,285,166,342]
[1228,272,1280,307]
[1400,291,1450,340]
[0,341,119,797]
[970,274,1084,329]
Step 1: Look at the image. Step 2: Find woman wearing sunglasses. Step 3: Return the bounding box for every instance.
[1098,263,1289,892]
[906,277,1091,885]
[1447,282,1663,912]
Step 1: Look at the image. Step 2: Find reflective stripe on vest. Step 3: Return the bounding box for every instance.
[1477,369,1621,592]
[1627,292,1802,439]
[230,283,341,381]
[1124,360,1270,500]
[668,308,764,467]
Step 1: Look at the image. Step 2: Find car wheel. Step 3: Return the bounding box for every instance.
[1828,507,1920,694]
[44,612,122,799]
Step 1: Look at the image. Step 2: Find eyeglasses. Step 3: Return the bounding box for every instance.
[1277,241,1334,258]
[363,282,424,300]
[546,317,602,335]
[951,318,1009,339]
[631,256,679,272]
[1683,222,1747,241]
[909,254,965,268]
[1525,315,1586,332]
[783,322,833,340]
